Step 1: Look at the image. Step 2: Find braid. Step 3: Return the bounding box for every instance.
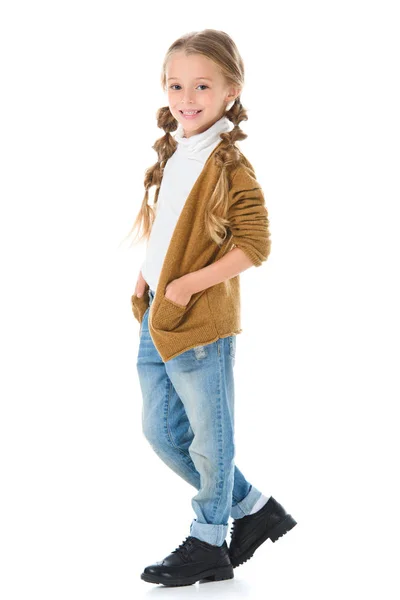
[213,97,248,168]
[146,106,178,209]
[122,106,179,246]
[205,96,249,246]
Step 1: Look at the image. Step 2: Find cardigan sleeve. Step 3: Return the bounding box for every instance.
[227,162,271,267]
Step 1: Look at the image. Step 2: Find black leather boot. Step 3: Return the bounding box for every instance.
[141,535,234,586]
[229,495,297,567]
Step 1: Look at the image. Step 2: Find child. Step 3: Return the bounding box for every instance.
[127,29,297,587]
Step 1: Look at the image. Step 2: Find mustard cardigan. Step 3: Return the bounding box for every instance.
[131,139,271,362]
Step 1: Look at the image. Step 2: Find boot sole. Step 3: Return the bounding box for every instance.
[230,513,297,568]
[141,563,234,586]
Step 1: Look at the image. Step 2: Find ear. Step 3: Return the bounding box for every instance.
[227,87,242,102]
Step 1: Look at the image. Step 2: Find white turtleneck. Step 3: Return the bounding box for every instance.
[140,115,234,293]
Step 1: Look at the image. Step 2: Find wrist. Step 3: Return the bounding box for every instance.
[181,272,200,296]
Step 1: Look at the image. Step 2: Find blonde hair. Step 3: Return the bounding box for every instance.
[123,29,249,248]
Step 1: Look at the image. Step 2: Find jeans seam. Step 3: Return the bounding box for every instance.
[211,346,224,520]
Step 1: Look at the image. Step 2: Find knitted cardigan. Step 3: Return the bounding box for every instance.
[131,139,271,362]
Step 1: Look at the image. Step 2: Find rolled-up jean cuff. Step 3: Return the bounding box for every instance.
[189,519,229,546]
[230,484,263,519]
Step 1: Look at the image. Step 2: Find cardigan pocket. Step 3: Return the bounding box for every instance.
[131,292,150,325]
[153,295,189,331]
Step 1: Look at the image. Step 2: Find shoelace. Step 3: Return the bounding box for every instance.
[171,536,194,559]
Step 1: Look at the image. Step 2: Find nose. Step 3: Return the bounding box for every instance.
[181,91,195,105]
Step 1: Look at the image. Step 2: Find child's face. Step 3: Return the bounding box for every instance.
[166,51,240,138]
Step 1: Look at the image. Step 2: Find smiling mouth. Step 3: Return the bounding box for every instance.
[179,110,202,114]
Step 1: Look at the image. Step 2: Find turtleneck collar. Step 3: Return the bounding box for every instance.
[174,115,234,154]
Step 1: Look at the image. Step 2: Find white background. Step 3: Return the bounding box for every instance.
[1,1,399,598]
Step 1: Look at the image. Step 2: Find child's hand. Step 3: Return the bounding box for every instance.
[135,270,148,298]
[165,277,193,307]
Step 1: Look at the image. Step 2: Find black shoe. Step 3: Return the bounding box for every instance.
[141,535,234,586]
[229,496,297,568]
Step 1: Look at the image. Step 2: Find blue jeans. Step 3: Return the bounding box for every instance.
[136,288,264,546]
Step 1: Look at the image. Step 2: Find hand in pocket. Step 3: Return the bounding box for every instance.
[135,269,148,298]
